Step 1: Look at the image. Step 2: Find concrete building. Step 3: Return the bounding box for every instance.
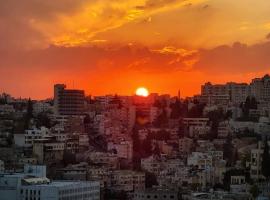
[250,74,270,102]
[183,118,210,138]
[111,170,145,192]
[107,140,133,160]
[85,152,119,169]
[187,152,213,170]
[58,162,88,181]
[54,84,85,116]
[230,175,249,193]
[33,102,53,115]
[20,179,100,200]
[250,141,270,180]
[141,156,162,175]
[227,82,250,104]
[201,82,250,105]
[0,165,46,200]
[87,166,111,188]
[0,165,100,200]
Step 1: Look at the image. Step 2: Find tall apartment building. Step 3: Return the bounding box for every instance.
[54,84,85,116]
[250,74,270,102]
[201,82,250,104]
[201,82,228,96]
[227,82,250,104]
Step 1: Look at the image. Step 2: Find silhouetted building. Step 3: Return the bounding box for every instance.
[54,84,85,115]
[250,74,270,102]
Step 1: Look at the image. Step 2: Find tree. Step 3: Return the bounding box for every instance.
[24,98,33,129]
[262,140,270,179]
[250,184,260,199]
[145,172,158,188]
[142,135,152,157]
[153,144,161,157]
[0,93,8,104]
[240,96,258,121]
[170,99,182,119]
[223,137,234,166]
[250,97,258,109]
[131,127,143,169]
[36,112,51,128]
[187,103,206,118]
[63,150,76,166]
[153,109,168,128]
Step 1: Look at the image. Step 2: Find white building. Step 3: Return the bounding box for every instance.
[201,82,250,105]
[14,127,51,147]
[183,118,210,138]
[0,165,100,200]
[250,74,270,103]
[33,102,53,115]
[20,179,100,200]
[187,152,213,170]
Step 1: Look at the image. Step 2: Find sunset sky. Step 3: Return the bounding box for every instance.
[1,0,270,99]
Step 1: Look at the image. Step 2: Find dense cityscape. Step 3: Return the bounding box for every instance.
[0,74,270,200]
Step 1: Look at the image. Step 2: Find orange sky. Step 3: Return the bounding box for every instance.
[0,0,270,99]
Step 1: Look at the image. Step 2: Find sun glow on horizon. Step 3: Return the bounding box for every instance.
[135,87,149,97]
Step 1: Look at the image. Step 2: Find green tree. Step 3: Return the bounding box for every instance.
[262,140,270,179]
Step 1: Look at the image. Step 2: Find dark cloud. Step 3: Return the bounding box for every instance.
[0,44,195,74]
[266,33,270,40]
[1,39,270,76]
[194,41,270,74]
[202,4,209,9]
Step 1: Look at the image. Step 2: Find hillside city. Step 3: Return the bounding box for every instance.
[1,74,270,200]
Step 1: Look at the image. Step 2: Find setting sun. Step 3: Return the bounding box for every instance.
[135,87,149,97]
